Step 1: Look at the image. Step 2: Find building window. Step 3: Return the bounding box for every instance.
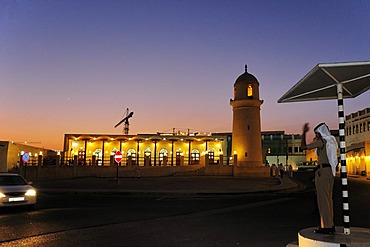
[144,148,151,157]
[191,149,200,165]
[247,85,253,97]
[208,151,215,164]
[127,149,136,156]
[94,149,102,166]
[360,123,363,133]
[127,149,136,164]
[176,149,183,166]
[159,149,168,165]
[77,149,85,165]
[368,121,370,131]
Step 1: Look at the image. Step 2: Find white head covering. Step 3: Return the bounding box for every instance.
[314,123,338,176]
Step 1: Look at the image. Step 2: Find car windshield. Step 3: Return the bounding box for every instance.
[0,176,27,186]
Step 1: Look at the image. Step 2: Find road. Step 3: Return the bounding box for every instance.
[0,172,369,247]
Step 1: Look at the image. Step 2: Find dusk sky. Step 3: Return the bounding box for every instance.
[1,0,369,151]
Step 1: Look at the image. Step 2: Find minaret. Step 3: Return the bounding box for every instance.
[230,65,263,166]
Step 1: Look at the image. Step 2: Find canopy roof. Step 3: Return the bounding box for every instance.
[278,61,370,103]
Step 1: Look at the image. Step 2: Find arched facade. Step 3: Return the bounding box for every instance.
[63,133,227,167]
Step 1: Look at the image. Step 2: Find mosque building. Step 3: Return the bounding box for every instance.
[63,65,265,170]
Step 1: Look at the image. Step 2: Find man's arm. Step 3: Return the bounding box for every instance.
[301,123,309,150]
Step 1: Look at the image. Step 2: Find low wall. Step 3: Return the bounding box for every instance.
[202,165,270,177]
[22,164,205,180]
[96,165,204,178]
[203,165,233,176]
[232,166,270,177]
[20,164,270,180]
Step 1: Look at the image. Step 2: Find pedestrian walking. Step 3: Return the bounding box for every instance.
[271,164,277,177]
[278,163,284,179]
[270,164,274,177]
[301,122,338,234]
[288,164,293,178]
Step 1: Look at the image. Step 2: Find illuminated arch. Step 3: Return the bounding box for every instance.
[127,149,136,157]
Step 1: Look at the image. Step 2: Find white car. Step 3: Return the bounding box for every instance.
[0,173,37,209]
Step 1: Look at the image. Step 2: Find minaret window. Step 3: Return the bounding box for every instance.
[247,85,253,97]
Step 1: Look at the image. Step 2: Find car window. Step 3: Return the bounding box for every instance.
[0,176,27,186]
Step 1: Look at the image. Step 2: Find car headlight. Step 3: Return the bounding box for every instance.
[25,189,36,197]
[0,192,5,198]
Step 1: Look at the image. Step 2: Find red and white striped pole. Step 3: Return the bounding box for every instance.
[337,83,350,235]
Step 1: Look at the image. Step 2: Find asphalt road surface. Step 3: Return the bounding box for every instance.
[0,172,369,247]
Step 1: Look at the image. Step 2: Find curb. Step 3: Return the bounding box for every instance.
[35,178,299,196]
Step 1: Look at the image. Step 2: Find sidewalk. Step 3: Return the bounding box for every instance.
[32,176,298,196]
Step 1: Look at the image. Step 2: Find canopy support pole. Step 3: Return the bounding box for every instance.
[337,83,350,235]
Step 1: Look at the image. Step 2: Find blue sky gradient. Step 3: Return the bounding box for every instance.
[1,0,369,150]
